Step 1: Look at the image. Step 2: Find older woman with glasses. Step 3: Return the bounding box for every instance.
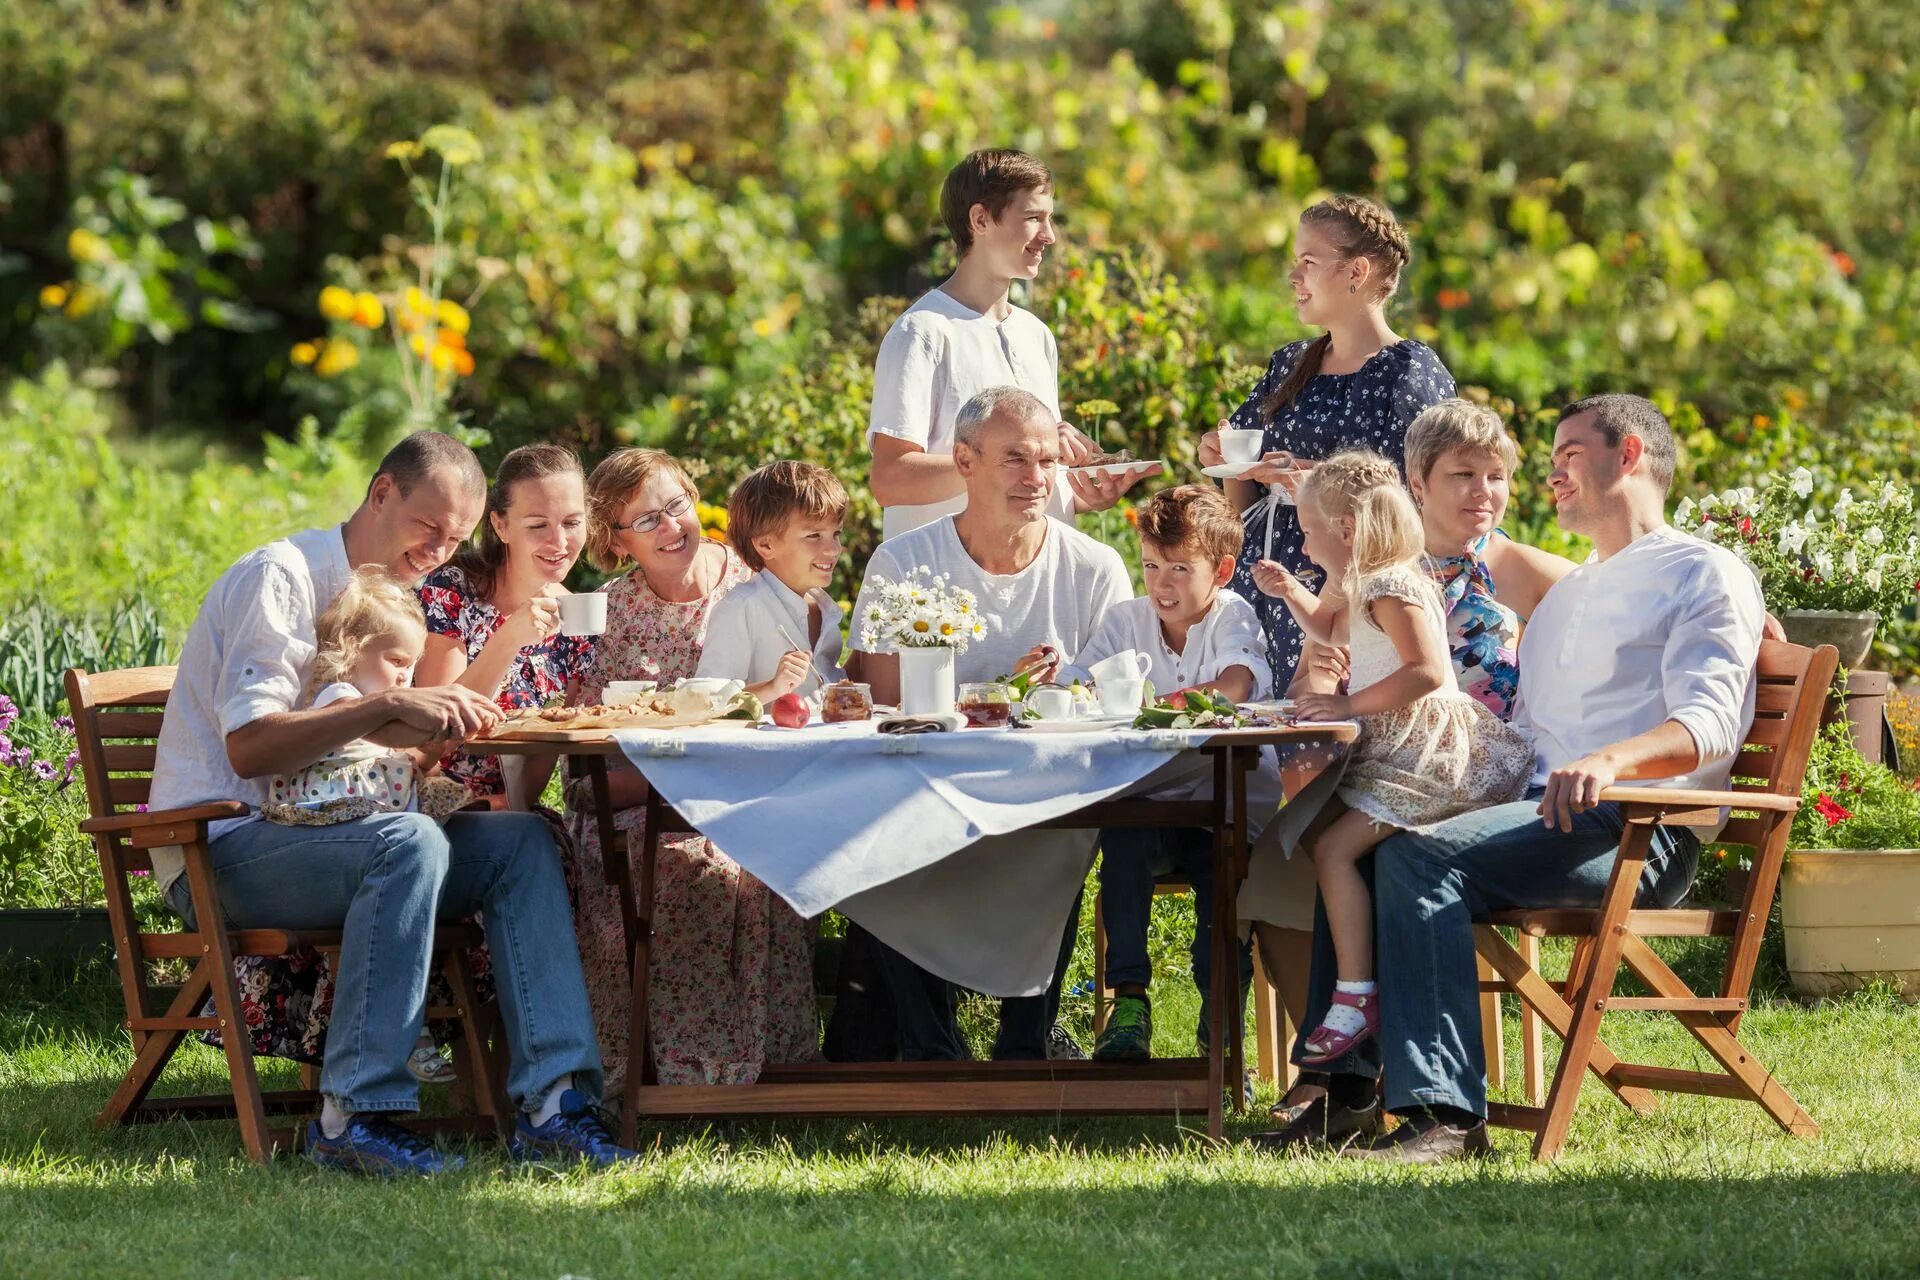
[564,448,820,1093]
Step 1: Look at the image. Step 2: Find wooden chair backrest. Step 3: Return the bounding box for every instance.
[1710,639,1838,1003]
[65,665,176,873]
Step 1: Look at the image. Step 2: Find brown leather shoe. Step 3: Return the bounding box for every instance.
[1341,1112,1492,1165]
[1248,1090,1386,1154]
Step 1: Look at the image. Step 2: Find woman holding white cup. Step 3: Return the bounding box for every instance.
[415,443,597,808]
[1198,195,1455,690]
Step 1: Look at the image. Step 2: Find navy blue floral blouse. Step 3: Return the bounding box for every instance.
[1224,338,1455,688]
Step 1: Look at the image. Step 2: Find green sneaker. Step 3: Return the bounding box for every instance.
[1094,994,1153,1061]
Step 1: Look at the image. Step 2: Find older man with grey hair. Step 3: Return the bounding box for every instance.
[848,385,1133,1059]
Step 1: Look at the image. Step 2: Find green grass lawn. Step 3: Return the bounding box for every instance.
[4,949,1919,1280]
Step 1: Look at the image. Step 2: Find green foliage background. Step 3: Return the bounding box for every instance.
[1,0,1917,665]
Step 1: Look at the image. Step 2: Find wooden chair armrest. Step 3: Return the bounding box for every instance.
[1598,785,1799,824]
[80,801,250,834]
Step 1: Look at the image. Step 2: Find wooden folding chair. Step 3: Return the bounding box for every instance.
[1474,639,1837,1160]
[68,665,511,1163]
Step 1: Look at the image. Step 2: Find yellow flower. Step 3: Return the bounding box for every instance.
[318,285,357,322]
[64,284,101,317]
[67,228,110,264]
[313,338,360,377]
[290,341,318,366]
[450,347,475,377]
[404,286,431,317]
[434,298,470,336]
[351,292,385,329]
[428,343,456,373]
[384,140,424,162]
[438,327,467,351]
[38,284,69,309]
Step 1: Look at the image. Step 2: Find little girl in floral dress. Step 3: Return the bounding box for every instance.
[261,567,477,1085]
[1253,449,1532,1062]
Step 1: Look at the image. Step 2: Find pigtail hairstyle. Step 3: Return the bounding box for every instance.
[1298,449,1425,604]
[308,566,429,700]
[450,443,584,598]
[1260,195,1414,422]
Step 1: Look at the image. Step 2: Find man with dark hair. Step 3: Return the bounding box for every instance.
[1256,393,1766,1163]
[151,431,632,1175]
[867,148,1153,540]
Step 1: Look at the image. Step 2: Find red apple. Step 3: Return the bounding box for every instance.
[1166,689,1190,710]
[770,692,810,728]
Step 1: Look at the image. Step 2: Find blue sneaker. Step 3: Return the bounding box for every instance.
[305,1115,465,1178]
[510,1090,637,1168]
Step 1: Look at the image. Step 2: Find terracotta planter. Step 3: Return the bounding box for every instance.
[1779,609,1879,670]
[1780,849,1920,1000]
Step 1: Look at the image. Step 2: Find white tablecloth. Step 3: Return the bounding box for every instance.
[616,721,1231,996]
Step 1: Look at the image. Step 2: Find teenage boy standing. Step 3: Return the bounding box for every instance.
[867,148,1154,540]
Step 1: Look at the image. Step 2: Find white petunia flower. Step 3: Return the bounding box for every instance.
[1674,496,1696,525]
[1788,467,1814,499]
[1777,523,1810,556]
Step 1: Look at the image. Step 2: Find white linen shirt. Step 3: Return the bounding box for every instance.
[1070,590,1272,699]
[852,515,1132,686]
[696,570,846,691]
[148,525,353,892]
[868,287,1073,539]
[1511,525,1765,814]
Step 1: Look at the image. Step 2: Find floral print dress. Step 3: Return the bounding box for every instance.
[417,564,598,798]
[1224,338,1455,689]
[1426,531,1524,721]
[567,544,822,1090]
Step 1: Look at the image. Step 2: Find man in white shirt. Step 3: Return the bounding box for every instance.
[850,385,1132,1059]
[150,432,633,1174]
[867,148,1154,540]
[1260,394,1765,1164]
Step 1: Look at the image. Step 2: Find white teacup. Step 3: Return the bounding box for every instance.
[1087,649,1152,687]
[1026,685,1075,720]
[678,677,743,700]
[1096,677,1146,716]
[558,591,608,636]
[1218,428,1265,464]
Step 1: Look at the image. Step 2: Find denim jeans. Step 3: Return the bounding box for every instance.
[1292,790,1700,1118]
[168,811,604,1113]
[872,887,1084,1061]
[1098,826,1253,1037]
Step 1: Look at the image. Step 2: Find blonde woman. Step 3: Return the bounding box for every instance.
[1251,450,1531,1063]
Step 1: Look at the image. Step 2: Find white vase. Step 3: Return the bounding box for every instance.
[897,645,956,715]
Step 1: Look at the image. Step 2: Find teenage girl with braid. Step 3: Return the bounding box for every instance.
[1200,195,1456,691]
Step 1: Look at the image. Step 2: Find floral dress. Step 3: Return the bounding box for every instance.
[1225,338,1455,689]
[568,544,822,1090]
[417,564,598,798]
[1426,531,1523,721]
[1264,564,1533,856]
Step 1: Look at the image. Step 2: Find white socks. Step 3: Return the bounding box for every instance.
[319,1098,352,1140]
[528,1073,575,1126]
[1319,980,1378,1038]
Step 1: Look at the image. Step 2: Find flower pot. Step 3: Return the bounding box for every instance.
[1780,849,1920,1000]
[0,907,113,972]
[897,645,956,716]
[1779,609,1879,670]
[1821,669,1895,768]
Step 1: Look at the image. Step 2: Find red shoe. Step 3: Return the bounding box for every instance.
[1299,988,1379,1065]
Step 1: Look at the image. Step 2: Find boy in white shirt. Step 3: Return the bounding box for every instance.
[697,461,849,702]
[1074,485,1270,1061]
[867,148,1150,540]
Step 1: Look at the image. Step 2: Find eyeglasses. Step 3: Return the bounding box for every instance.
[617,492,695,535]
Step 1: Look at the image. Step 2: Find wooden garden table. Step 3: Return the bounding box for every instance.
[481,721,1356,1145]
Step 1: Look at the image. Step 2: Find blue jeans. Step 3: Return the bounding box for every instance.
[1292,790,1700,1118]
[1099,826,1253,1036]
[168,811,603,1114]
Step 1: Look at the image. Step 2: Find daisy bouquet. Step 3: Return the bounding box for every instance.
[858,567,989,653]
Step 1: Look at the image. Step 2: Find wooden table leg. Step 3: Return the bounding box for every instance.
[1206,748,1229,1141]
[1226,746,1251,1114]
[621,782,663,1147]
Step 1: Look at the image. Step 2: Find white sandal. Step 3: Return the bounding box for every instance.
[407,1043,459,1086]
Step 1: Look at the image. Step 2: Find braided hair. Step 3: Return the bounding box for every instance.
[1260,195,1415,423]
[1297,448,1424,603]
